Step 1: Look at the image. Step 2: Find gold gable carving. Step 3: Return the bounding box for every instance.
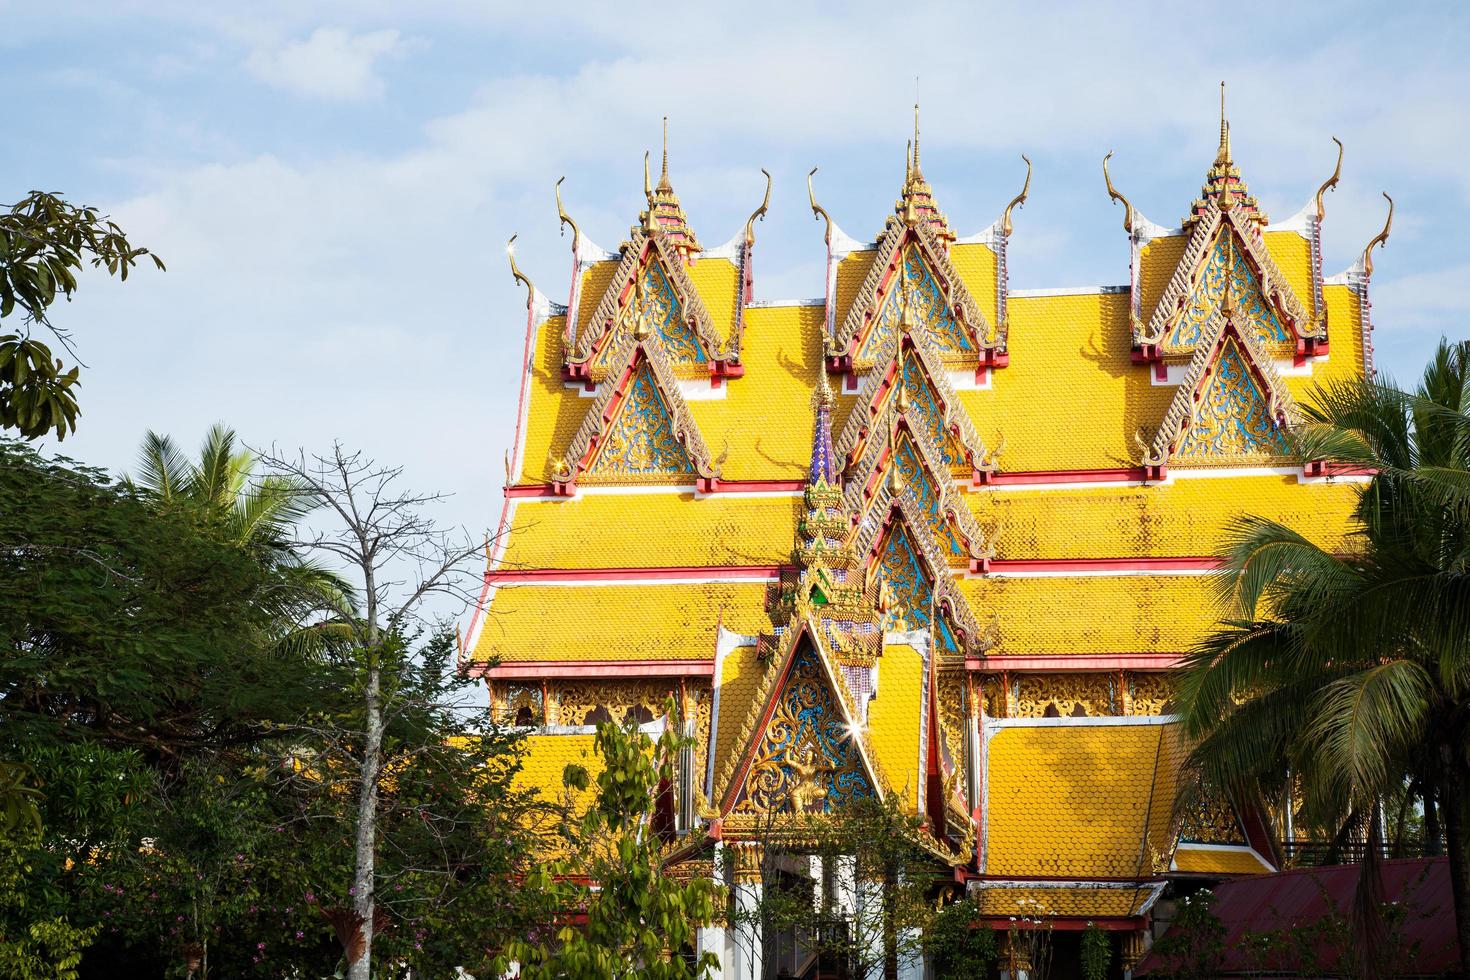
[570,230,733,378]
[561,340,720,484]
[831,222,997,369]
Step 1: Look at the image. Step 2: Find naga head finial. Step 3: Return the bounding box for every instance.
[744,169,772,247]
[555,177,582,252]
[808,167,834,246]
[1001,154,1032,239]
[507,234,534,309]
[1314,137,1344,223]
[1363,192,1394,278]
[1102,151,1135,234]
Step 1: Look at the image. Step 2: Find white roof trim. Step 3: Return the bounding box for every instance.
[746,297,826,308]
[1011,285,1130,298]
[1268,198,1316,238]
[954,219,1003,246]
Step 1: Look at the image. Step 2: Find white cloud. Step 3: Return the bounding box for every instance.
[246,27,407,101]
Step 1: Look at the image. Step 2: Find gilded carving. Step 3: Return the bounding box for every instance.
[1128,672,1174,716]
[1013,674,1115,719]
[936,671,967,774]
[731,645,873,816]
[554,679,678,727]
[1179,793,1247,845]
[1175,337,1292,461]
[1167,233,1289,352]
[858,245,975,364]
[586,361,697,477]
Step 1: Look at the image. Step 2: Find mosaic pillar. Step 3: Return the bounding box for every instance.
[1121,929,1147,979]
[726,842,763,980]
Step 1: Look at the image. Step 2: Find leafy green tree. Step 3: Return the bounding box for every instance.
[1079,921,1110,980]
[498,718,724,979]
[1,191,163,440]
[1175,338,1470,974]
[926,895,996,977]
[1148,891,1225,980]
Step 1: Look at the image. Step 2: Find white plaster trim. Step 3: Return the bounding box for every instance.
[970,478,1153,492]
[985,714,1180,732]
[1160,466,1303,483]
[573,483,700,496]
[566,380,601,397]
[954,221,1002,247]
[1268,200,1316,238]
[1149,362,1190,387]
[1172,841,1274,873]
[676,377,728,401]
[1325,255,1367,286]
[947,367,991,391]
[983,567,1213,579]
[747,297,826,308]
[973,878,1159,891]
[693,488,805,500]
[1010,285,1130,298]
[698,232,744,261]
[496,573,779,587]
[1299,473,1373,486]
[1274,353,1329,377]
[1134,214,1183,242]
[575,235,617,265]
[828,223,873,260]
[707,625,758,797]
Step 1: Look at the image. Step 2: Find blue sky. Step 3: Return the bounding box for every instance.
[6,1,1469,548]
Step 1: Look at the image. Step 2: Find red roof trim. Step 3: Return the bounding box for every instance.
[476,659,715,679]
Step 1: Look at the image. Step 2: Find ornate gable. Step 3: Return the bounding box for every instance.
[717,621,886,820]
[1136,91,1320,359]
[845,418,985,567]
[855,493,983,659]
[832,223,995,371]
[1141,209,1312,359]
[568,231,731,381]
[834,332,988,478]
[555,339,720,490]
[1146,308,1297,468]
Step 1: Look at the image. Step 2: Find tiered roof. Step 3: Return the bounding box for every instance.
[470,96,1387,918]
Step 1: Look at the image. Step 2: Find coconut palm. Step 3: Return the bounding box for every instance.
[1175,339,1470,973]
[128,424,354,658]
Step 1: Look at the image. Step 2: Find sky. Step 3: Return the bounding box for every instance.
[6,1,1469,582]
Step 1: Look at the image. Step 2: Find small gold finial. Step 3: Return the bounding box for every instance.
[886,415,904,495]
[555,177,582,252]
[900,285,916,333]
[1215,81,1232,168]
[507,234,534,309]
[1001,154,1032,239]
[743,169,772,247]
[1218,168,1235,212]
[658,116,673,192]
[1102,151,1135,234]
[1314,137,1344,223]
[631,270,651,340]
[808,167,834,246]
[1363,192,1394,278]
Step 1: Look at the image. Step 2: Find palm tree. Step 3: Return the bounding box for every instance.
[1176,339,1470,973]
[128,424,354,658]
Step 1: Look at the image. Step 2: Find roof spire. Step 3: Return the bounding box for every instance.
[1215,81,1231,169]
[658,116,672,193]
[808,367,838,486]
[912,102,923,178]
[635,116,702,253]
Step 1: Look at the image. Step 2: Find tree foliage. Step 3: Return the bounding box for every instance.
[0,191,163,440]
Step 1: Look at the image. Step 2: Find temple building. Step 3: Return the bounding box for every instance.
[463,97,1392,977]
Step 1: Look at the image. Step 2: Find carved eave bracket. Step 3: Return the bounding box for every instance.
[833,334,990,481]
[565,229,742,384]
[1134,206,1322,369]
[553,337,722,494]
[827,221,1002,377]
[1146,310,1299,469]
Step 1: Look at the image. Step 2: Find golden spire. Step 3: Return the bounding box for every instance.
[1214,81,1232,169]
[658,116,673,193]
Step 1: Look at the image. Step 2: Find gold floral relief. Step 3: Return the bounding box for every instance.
[936,671,967,775]
[1127,672,1174,716]
[554,679,678,726]
[585,361,697,477]
[1013,673,1115,719]
[1175,337,1292,462]
[1179,793,1247,845]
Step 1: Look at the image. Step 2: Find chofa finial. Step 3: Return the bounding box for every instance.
[1363,192,1393,277]
[507,235,535,309]
[808,167,834,246]
[1314,137,1344,223]
[1102,151,1135,234]
[555,177,582,252]
[744,169,772,248]
[1001,154,1032,239]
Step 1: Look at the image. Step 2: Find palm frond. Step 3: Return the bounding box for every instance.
[130,430,190,499]
[1305,660,1433,803]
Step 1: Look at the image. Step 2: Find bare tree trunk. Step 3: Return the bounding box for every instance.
[349,659,383,980]
[1425,783,1443,858]
[1438,746,1470,979]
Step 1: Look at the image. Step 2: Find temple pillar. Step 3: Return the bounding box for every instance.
[725,841,764,980]
[1121,929,1148,979]
[854,871,884,980]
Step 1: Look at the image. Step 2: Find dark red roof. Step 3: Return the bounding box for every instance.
[1138,857,1457,976]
